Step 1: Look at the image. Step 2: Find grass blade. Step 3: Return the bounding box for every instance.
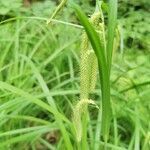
[107,0,118,74]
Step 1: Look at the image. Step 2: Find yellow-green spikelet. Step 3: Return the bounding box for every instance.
[73,12,106,142]
[80,33,92,99]
[80,12,105,99]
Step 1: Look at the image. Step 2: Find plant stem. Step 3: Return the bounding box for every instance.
[81,105,88,150]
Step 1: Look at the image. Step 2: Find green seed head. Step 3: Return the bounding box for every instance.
[73,8,106,143]
[73,99,99,142]
[80,12,104,99]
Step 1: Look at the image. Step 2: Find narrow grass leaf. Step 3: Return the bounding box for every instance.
[107,0,118,74]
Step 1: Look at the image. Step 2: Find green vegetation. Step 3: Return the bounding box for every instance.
[0,0,150,149]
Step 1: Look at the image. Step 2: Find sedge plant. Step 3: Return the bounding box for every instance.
[48,0,118,147]
[0,0,149,149]
[72,1,118,146]
[73,6,106,149]
[0,0,118,149]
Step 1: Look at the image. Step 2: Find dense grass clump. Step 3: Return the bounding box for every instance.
[0,0,150,149]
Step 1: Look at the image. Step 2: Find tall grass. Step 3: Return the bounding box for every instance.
[0,0,149,149]
[0,17,77,149]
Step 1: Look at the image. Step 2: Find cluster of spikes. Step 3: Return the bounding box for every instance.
[73,9,105,142]
[47,0,120,142]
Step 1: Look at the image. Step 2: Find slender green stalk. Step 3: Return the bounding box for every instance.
[47,0,67,24]
[94,108,102,150]
[81,106,88,150]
